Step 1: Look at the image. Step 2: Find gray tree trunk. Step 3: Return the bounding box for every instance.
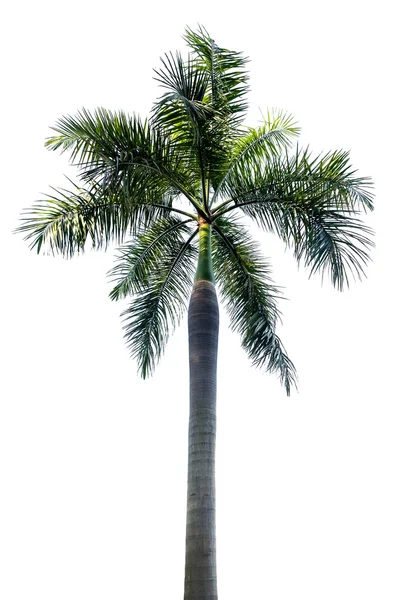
[184,279,219,600]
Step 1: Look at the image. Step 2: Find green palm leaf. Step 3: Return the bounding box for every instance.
[212,216,297,395]
[292,208,374,290]
[219,146,374,214]
[183,25,249,125]
[213,110,300,199]
[152,26,252,197]
[45,108,202,208]
[214,146,374,289]
[16,177,190,256]
[109,215,196,299]
[152,50,217,195]
[152,51,213,135]
[112,223,197,377]
[46,108,156,168]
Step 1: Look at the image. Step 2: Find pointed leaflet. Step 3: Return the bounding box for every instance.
[152,50,215,199]
[16,176,187,256]
[153,27,251,195]
[291,208,374,290]
[183,25,249,125]
[110,217,197,377]
[152,51,213,136]
[219,146,374,214]
[184,26,251,187]
[213,110,300,199]
[212,216,297,395]
[45,108,199,204]
[215,147,374,289]
[109,215,196,299]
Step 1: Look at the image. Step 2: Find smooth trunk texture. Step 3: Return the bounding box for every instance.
[184,280,219,600]
[194,221,214,284]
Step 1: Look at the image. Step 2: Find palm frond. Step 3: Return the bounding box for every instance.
[46,107,152,166]
[292,208,374,290]
[212,216,297,395]
[109,215,196,299]
[152,50,217,195]
[152,26,251,193]
[213,109,300,200]
[152,51,213,136]
[214,146,374,289]
[183,25,249,125]
[16,178,186,256]
[221,146,374,214]
[45,108,201,205]
[115,228,198,377]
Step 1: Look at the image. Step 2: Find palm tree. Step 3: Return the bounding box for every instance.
[18,26,373,600]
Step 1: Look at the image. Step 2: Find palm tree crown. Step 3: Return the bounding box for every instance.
[18,26,374,395]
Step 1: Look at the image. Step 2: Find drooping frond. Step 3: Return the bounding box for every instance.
[109,215,196,299]
[212,216,297,395]
[213,146,374,289]
[112,225,198,377]
[291,208,374,290]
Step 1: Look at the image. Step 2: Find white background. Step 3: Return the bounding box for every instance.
[1,1,399,598]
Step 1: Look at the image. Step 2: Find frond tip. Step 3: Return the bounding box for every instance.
[110,219,198,377]
[212,216,297,395]
[242,314,298,396]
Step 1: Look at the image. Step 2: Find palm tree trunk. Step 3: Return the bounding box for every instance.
[184,222,219,600]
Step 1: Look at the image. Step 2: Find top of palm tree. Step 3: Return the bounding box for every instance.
[17,26,374,395]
